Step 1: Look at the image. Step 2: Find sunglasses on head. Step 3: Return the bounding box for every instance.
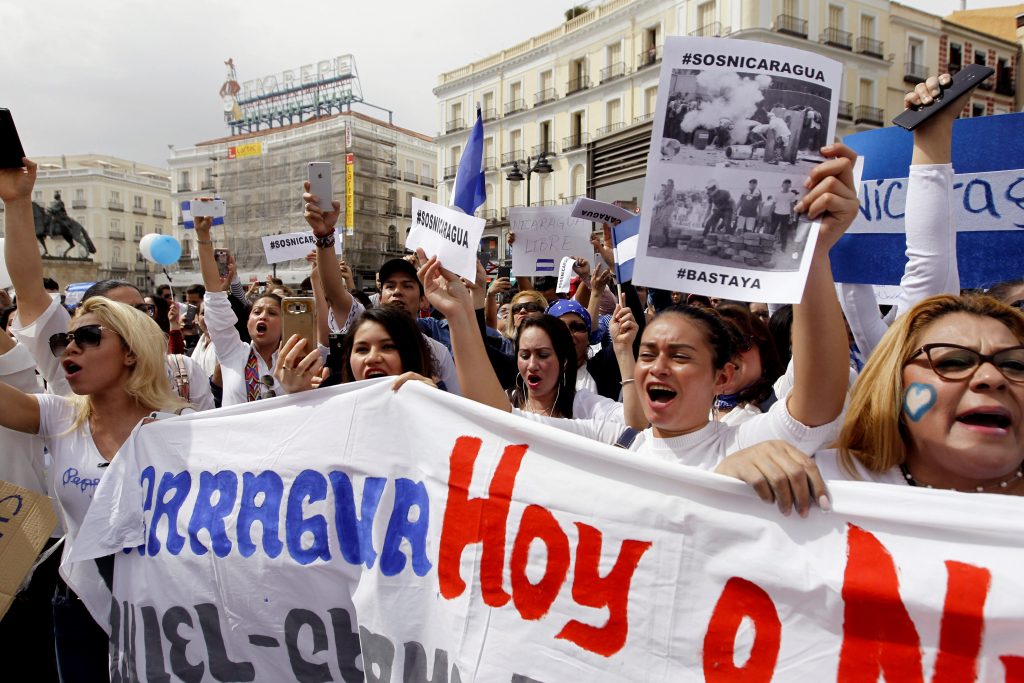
[49,324,106,358]
[135,303,156,317]
[512,302,544,315]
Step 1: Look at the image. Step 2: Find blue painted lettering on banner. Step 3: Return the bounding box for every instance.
[238,471,284,559]
[286,470,332,565]
[329,472,384,569]
[380,478,433,577]
[188,471,237,557]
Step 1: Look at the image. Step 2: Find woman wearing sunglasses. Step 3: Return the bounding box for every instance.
[0,296,189,681]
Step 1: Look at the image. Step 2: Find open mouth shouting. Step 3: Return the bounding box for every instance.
[525,374,544,390]
[363,367,389,380]
[62,358,83,380]
[254,321,268,336]
[955,407,1013,436]
[646,383,678,406]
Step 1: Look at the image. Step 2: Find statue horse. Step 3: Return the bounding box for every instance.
[32,201,96,258]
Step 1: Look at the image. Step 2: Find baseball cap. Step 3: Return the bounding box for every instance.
[378,258,423,294]
[546,298,592,333]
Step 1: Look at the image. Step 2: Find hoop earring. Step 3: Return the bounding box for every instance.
[515,373,527,407]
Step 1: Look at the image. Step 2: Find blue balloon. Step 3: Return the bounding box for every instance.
[149,235,182,266]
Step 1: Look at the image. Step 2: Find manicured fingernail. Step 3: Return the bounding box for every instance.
[922,97,932,104]
[782,506,792,517]
[804,178,812,188]
[818,495,832,512]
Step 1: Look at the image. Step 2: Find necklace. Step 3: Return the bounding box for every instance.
[899,462,1024,492]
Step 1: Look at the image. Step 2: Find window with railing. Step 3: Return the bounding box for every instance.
[854,105,883,126]
[690,21,723,37]
[996,57,1015,96]
[821,27,852,50]
[857,36,883,57]
[561,133,589,153]
[948,43,962,74]
[638,44,662,68]
[534,88,557,106]
[838,101,853,120]
[776,14,807,38]
[600,62,625,83]
[504,99,526,115]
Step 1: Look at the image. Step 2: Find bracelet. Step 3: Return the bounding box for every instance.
[314,231,336,249]
[196,239,213,245]
[620,378,635,386]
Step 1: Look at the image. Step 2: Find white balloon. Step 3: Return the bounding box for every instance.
[139,233,160,263]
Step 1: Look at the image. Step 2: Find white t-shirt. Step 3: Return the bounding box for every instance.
[204,291,282,406]
[0,342,49,497]
[572,388,624,424]
[189,333,218,377]
[813,449,906,486]
[575,365,598,395]
[518,397,840,471]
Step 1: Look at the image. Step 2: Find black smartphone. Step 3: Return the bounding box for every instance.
[497,266,511,280]
[182,304,198,327]
[0,109,26,169]
[326,333,345,374]
[892,64,995,131]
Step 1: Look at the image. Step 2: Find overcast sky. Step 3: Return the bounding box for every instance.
[0,0,1011,167]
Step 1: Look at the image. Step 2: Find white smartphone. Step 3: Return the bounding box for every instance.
[308,162,333,211]
[190,199,226,218]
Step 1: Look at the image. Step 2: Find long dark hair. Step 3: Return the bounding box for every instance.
[339,306,436,383]
[509,313,577,418]
[715,302,784,405]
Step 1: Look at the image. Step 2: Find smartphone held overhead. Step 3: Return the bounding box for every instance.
[282,297,317,354]
[308,162,333,211]
[892,64,995,130]
[0,108,27,169]
[190,199,227,218]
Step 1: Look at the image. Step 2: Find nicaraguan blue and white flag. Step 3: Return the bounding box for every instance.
[450,107,486,216]
[842,112,1024,289]
[535,258,555,272]
[180,200,225,229]
[612,215,641,283]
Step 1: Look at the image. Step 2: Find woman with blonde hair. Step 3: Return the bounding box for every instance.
[0,296,188,682]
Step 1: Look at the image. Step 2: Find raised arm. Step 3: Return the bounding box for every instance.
[787,144,860,427]
[0,329,40,433]
[609,297,646,430]
[0,159,51,326]
[417,251,511,413]
[302,182,354,329]
[194,213,224,293]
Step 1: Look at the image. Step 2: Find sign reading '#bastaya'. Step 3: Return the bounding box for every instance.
[71,382,1024,681]
[406,197,485,281]
[261,230,343,264]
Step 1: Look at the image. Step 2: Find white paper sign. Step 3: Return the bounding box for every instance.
[0,239,10,289]
[570,197,636,226]
[555,256,574,293]
[633,37,843,303]
[406,197,485,281]
[509,205,593,277]
[70,382,1024,681]
[260,230,343,264]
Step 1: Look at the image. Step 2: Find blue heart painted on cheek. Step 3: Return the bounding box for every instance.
[903,382,938,422]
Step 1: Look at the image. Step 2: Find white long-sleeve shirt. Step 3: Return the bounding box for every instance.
[203,291,282,406]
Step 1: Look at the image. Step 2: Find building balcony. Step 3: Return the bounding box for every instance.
[481,107,497,122]
[501,150,524,167]
[561,194,585,205]
[838,101,853,121]
[531,142,556,158]
[385,166,401,180]
[775,14,807,39]
[856,36,884,58]
[152,209,167,218]
[420,176,435,187]
[854,105,884,127]
[562,133,589,152]
[443,164,458,180]
[179,183,191,192]
[996,81,1016,96]
[132,206,147,215]
[534,88,557,106]
[403,171,418,183]
[483,156,497,171]
[108,201,124,212]
[382,201,399,217]
[633,113,654,124]
[446,117,466,134]
[477,209,497,222]
[502,204,523,220]
[637,45,662,69]
[904,63,928,84]
[596,122,625,138]
[600,62,626,83]
[820,27,852,50]
[690,22,725,38]
[71,199,87,209]
[108,230,125,241]
[109,261,128,270]
[504,99,527,116]
[201,180,216,190]
[566,77,590,95]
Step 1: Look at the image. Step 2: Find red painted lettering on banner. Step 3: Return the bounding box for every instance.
[510,505,570,620]
[933,561,991,682]
[701,577,781,682]
[438,437,526,606]
[838,524,924,682]
[555,523,652,657]
[1001,656,1024,681]
[438,436,653,657]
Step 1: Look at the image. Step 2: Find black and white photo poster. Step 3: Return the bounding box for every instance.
[635,37,841,302]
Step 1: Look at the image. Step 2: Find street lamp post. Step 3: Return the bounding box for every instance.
[505,154,553,207]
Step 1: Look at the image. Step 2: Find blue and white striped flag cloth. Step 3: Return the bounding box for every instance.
[450,107,486,215]
[180,200,225,229]
[535,258,555,272]
[612,215,640,283]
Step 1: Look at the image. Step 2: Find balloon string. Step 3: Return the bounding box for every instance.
[163,268,173,282]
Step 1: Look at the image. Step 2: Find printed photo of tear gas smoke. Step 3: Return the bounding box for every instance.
[645,171,815,273]
[659,69,831,173]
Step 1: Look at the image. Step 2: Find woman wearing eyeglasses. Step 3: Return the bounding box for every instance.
[0,296,189,682]
[718,294,1024,513]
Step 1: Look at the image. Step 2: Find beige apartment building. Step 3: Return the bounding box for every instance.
[434,0,1022,264]
[0,154,172,290]
[168,111,436,288]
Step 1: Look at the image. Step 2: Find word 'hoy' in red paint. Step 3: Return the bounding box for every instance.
[438,436,652,657]
[701,524,1020,681]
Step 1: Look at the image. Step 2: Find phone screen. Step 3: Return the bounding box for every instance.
[0,109,26,169]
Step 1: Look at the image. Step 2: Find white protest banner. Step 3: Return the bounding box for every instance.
[406,197,485,281]
[555,256,574,294]
[261,230,343,264]
[71,382,1024,681]
[509,205,593,277]
[0,238,10,289]
[570,198,636,227]
[633,37,843,303]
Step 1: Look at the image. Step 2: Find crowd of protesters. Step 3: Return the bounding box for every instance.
[0,74,1022,681]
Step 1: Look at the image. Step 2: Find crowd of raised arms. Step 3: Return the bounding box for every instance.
[0,75,1022,681]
